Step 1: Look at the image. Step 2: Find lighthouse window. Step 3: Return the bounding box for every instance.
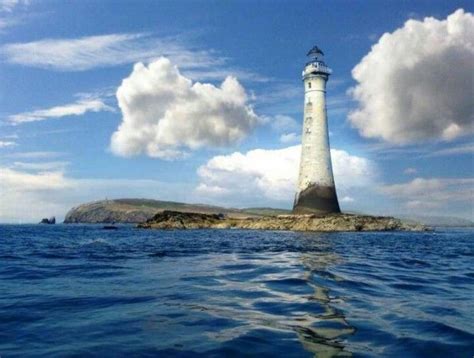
[308,82,312,89]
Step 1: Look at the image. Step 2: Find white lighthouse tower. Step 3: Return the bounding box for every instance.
[293,46,340,214]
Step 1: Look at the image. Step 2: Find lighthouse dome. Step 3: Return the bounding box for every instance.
[307,45,324,58]
[303,45,332,77]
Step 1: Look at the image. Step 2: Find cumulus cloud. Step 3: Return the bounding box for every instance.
[349,9,474,144]
[110,57,258,159]
[195,145,375,205]
[8,98,114,124]
[196,146,299,202]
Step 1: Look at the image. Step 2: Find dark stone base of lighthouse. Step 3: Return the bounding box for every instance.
[293,183,341,215]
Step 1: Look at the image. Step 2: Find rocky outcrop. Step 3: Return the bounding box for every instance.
[137,211,224,229]
[138,210,427,232]
[39,217,56,224]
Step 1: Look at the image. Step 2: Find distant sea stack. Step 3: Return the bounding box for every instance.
[39,217,55,224]
[293,46,340,215]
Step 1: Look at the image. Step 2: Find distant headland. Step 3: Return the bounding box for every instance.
[64,198,290,224]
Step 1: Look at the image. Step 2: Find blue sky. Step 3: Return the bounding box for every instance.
[0,0,473,222]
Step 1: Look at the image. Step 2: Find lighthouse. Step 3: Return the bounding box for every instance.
[293,46,340,214]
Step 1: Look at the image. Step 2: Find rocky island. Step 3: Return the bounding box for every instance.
[64,199,427,232]
[137,210,426,232]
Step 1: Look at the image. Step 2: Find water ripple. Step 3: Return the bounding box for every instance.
[0,225,473,357]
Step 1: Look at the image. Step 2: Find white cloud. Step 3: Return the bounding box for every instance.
[0,32,263,81]
[382,178,443,197]
[196,146,299,202]
[8,98,114,124]
[0,16,16,30]
[260,114,300,143]
[0,0,30,31]
[425,142,474,157]
[195,145,375,206]
[360,140,474,161]
[0,167,74,222]
[1,33,204,71]
[267,115,299,132]
[0,0,27,12]
[279,132,300,143]
[12,161,69,171]
[380,177,474,211]
[1,167,71,191]
[0,140,16,147]
[4,151,65,159]
[404,167,417,175]
[349,9,474,144]
[110,57,258,159]
[331,149,376,191]
[0,166,192,223]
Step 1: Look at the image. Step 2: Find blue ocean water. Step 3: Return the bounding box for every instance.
[0,225,473,357]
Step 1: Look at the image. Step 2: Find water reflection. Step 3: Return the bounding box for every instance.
[170,233,356,357]
[298,242,355,357]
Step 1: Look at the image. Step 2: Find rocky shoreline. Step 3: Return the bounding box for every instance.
[137,210,427,232]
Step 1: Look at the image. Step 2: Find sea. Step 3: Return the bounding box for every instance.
[0,224,473,357]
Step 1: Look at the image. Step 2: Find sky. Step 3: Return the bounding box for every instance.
[0,0,473,222]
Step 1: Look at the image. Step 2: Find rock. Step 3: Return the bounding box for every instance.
[39,216,55,224]
[102,225,118,230]
[137,210,428,232]
[137,211,223,229]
